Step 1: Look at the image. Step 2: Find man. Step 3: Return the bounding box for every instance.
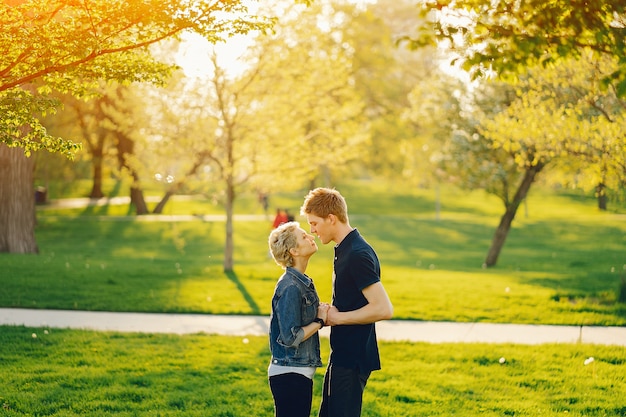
[300,187,393,417]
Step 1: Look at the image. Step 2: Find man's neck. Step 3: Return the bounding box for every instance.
[333,223,354,245]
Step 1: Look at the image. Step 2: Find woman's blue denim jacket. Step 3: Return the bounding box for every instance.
[269,267,322,367]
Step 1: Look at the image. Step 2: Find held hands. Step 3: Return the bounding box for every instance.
[318,303,343,326]
[317,302,330,323]
[325,305,340,326]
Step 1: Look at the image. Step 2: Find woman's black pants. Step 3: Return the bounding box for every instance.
[269,372,313,417]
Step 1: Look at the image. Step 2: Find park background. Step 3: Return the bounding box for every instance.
[1,0,626,416]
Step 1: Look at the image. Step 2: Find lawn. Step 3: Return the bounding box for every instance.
[1,180,624,325]
[1,326,625,417]
[1,179,626,416]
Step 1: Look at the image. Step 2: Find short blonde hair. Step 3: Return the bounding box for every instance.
[268,221,300,268]
[300,188,348,223]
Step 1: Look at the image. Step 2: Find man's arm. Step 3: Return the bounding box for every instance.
[326,282,393,326]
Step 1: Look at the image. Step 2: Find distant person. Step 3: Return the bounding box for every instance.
[286,209,295,222]
[300,187,393,417]
[268,221,329,417]
[259,192,270,217]
[272,208,289,229]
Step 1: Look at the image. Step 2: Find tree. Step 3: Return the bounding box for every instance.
[536,52,626,209]
[0,0,272,253]
[107,85,152,215]
[417,0,626,96]
[247,1,368,189]
[67,89,114,200]
[477,55,626,266]
[478,91,552,267]
[130,2,367,271]
[403,0,626,265]
[409,51,626,267]
[339,0,440,181]
[38,83,150,211]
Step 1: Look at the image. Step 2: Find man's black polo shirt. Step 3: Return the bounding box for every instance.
[330,228,381,373]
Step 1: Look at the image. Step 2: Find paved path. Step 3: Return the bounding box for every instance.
[2,308,626,346]
[39,196,268,221]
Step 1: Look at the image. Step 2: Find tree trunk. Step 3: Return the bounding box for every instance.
[130,186,148,214]
[596,182,607,211]
[0,145,38,253]
[153,190,174,214]
[484,163,545,267]
[115,130,148,214]
[89,152,105,199]
[152,156,205,215]
[223,180,235,272]
[75,101,106,200]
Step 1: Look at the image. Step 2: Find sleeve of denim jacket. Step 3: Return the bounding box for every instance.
[275,284,305,348]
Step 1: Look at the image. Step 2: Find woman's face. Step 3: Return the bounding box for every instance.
[292,227,318,258]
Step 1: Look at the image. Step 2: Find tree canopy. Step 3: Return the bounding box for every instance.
[0,0,272,156]
[418,0,626,96]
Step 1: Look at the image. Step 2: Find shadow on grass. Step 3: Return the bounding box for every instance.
[359,213,626,291]
[556,189,626,214]
[20,217,227,312]
[225,270,261,315]
[357,216,495,270]
[79,181,125,216]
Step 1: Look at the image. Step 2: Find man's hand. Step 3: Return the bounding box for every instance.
[325,282,393,326]
[325,305,341,326]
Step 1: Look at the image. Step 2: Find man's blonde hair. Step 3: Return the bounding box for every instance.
[300,187,348,223]
[268,221,300,268]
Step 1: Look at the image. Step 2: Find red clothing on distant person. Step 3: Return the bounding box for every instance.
[272,209,289,229]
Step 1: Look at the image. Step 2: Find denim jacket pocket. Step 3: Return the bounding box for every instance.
[302,291,319,323]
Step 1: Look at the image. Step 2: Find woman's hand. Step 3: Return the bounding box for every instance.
[317,302,330,323]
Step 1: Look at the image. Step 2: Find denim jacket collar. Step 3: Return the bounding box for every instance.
[285,266,313,288]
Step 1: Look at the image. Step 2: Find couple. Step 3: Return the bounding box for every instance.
[267,188,394,417]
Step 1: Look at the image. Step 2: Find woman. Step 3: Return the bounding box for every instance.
[268,221,329,417]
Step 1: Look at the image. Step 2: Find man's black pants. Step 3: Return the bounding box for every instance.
[318,364,370,417]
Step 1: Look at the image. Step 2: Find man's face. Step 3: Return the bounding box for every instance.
[305,213,333,245]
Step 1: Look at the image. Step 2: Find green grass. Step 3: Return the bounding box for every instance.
[3,179,626,416]
[1,326,625,416]
[1,180,625,325]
